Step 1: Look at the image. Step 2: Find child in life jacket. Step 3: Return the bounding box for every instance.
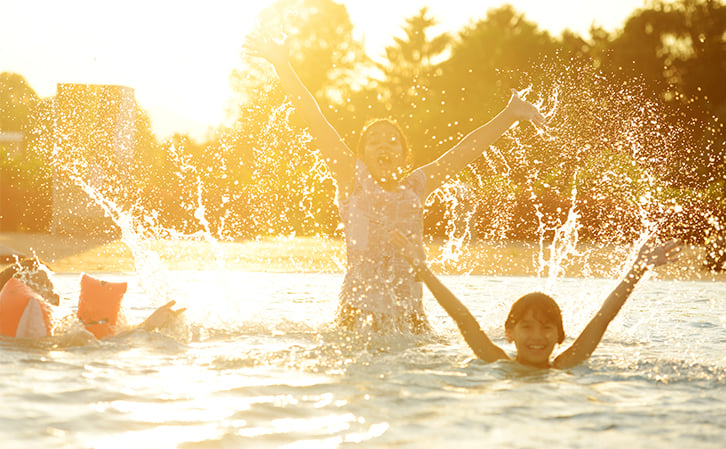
[0,257,185,345]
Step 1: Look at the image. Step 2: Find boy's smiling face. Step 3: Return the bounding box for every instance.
[506,308,560,368]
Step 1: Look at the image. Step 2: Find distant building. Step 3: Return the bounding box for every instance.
[0,131,25,157]
[0,132,26,231]
[52,83,135,235]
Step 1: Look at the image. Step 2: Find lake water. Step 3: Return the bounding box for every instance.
[1,270,725,448]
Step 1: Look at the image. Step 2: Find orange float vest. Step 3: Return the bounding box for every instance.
[77,274,127,339]
[0,277,54,338]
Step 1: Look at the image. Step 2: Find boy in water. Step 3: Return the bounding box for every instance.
[391,230,681,368]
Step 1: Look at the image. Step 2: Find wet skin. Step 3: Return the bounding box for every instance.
[361,122,406,190]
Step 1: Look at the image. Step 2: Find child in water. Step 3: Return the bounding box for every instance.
[0,257,185,346]
[243,30,546,333]
[391,230,681,368]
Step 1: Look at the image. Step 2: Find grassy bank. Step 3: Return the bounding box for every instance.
[1,232,723,281]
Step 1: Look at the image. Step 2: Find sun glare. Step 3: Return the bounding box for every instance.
[4,0,274,139]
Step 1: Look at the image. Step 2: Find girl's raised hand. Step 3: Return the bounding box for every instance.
[242,29,290,67]
[508,88,546,129]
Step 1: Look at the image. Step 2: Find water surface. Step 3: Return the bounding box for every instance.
[1,272,724,448]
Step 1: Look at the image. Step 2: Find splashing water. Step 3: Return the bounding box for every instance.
[14,61,724,449]
[428,60,712,288]
[47,58,715,328]
[65,172,171,302]
[427,181,477,269]
[48,93,341,331]
[535,179,583,290]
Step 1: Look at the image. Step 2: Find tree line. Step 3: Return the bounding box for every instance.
[1,0,724,245]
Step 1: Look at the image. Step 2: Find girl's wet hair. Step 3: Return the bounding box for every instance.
[356,118,411,163]
[505,292,565,344]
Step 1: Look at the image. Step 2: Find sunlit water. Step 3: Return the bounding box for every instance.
[1,271,724,449]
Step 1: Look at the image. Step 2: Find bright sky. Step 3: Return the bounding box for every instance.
[1,0,648,140]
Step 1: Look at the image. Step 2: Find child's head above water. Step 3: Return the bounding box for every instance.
[505,292,565,342]
[504,292,565,367]
[356,118,409,159]
[356,119,412,187]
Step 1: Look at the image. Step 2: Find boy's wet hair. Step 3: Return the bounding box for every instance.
[356,118,411,164]
[505,292,565,344]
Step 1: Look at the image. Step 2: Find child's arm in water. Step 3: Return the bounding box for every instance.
[136,300,186,332]
[43,301,185,348]
[391,231,509,362]
[420,89,546,197]
[553,238,681,369]
[243,30,356,195]
[111,301,186,338]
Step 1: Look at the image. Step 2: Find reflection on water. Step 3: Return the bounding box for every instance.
[1,272,724,448]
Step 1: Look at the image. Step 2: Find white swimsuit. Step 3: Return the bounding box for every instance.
[336,160,429,330]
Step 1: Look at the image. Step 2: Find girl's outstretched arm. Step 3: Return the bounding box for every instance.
[391,231,509,362]
[553,238,681,369]
[420,89,545,197]
[243,31,356,194]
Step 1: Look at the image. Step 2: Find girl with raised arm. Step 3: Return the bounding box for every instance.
[391,230,681,368]
[244,31,545,333]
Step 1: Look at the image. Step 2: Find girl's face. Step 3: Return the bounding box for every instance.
[506,308,560,368]
[361,122,406,188]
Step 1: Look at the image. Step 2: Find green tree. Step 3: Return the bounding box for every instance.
[598,0,726,188]
[433,6,557,162]
[251,0,366,103]
[371,7,451,166]
[0,73,39,133]
[223,0,367,237]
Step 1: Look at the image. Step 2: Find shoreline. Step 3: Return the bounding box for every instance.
[1,232,724,282]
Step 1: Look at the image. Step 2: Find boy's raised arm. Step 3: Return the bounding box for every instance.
[243,31,356,193]
[391,231,509,363]
[554,238,681,369]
